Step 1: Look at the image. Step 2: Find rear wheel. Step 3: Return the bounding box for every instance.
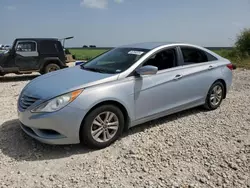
[204,81,225,110]
[44,63,60,74]
[80,105,124,149]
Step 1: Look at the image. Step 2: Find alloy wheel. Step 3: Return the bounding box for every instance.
[210,85,223,106]
[91,111,119,143]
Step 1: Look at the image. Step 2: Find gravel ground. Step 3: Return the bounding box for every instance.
[0,70,249,188]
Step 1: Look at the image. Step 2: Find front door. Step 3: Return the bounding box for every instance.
[133,75,155,120]
[134,47,188,120]
[15,41,40,71]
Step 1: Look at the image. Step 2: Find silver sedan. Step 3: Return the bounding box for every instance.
[17,42,235,149]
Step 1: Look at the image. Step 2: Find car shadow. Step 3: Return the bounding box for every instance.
[0,107,205,161]
[0,119,93,161]
[123,106,205,137]
[0,74,39,82]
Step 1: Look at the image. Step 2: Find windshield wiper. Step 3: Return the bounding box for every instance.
[81,66,107,73]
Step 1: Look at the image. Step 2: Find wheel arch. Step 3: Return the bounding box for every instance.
[40,58,66,72]
[213,79,227,99]
[80,100,131,134]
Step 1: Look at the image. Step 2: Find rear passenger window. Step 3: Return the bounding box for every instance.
[206,51,218,61]
[180,47,217,65]
[40,40,59,54]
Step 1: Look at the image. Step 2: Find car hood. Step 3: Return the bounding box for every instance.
[22,66,119,99]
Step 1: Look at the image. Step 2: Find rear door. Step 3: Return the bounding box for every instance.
[15,40,40,71]
[174,45,221,105]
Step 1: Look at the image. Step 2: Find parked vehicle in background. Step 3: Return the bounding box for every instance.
[0,38,68,76]
[17,42,236,149]
[3,45,11,50]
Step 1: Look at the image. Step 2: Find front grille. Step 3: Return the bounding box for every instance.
[19,94,39,110]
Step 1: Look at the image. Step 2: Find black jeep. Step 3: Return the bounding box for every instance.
[0,38,68,76]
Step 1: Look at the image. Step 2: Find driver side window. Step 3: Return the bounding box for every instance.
[16,41,36,52]
[142,48,177,71]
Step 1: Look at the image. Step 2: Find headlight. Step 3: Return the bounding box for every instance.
[31,89,83,113]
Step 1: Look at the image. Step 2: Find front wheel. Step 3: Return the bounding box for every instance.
[80,105,124,149]
[203,81,225,110]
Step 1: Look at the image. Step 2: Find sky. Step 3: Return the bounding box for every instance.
[1,0,250,47]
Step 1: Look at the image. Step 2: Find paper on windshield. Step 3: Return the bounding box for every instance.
[128,51,144,55]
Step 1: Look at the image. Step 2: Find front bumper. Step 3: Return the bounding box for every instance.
[18,105,87,145]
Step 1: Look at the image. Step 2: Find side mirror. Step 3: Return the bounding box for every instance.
[136,65,158,76]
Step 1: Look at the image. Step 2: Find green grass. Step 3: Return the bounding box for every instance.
[69,49,109,60]
[213,49,250,69]
[69,48,250,69]
[237,58,250,69]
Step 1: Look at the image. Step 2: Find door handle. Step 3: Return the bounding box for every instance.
[208,65,214,70]
[173,74,183,80]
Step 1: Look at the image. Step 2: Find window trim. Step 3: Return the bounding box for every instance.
[15,40,38,52]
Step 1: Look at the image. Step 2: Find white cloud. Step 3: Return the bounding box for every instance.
[81,0,123,9]
[5,5,16,11]
[81,0,108,9]
[114,0,123,3]
[232,21,244,27]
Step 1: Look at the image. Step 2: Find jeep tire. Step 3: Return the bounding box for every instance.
[44,63,60,74]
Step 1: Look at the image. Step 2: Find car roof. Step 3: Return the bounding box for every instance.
[15,38,58,41]
[119,42,223,60]
[119,42,184,50]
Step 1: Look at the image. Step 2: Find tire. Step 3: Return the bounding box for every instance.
[44,63,60,74]
[203,81,225,110]
[80,105,125,149]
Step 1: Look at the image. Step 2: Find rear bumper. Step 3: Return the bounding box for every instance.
[221,66,233,95]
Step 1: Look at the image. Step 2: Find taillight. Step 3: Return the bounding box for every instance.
[226,64,234,70]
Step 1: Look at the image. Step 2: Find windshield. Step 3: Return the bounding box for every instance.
[81,47,149,74]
